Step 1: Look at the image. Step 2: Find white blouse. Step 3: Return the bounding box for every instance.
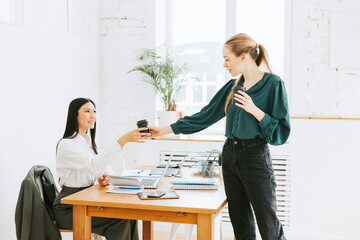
[56,133,124,188]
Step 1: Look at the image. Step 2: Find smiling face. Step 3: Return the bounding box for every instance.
[223,45,244,77]
[77,102,96,135]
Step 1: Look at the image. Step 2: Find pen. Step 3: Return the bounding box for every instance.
[137,169,145,174]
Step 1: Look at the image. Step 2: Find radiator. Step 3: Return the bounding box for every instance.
[159,151,291,228]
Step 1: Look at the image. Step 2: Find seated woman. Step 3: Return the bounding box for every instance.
[53,97,148,240]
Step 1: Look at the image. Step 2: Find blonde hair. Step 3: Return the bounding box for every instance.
[224,33,272,114]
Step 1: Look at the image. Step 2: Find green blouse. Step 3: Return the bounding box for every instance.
[170,72,290,145]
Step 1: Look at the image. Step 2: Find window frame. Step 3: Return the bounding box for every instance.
[157,0,291,134]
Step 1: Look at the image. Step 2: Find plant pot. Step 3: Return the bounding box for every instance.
[218,166,223,178]
[156,111,181,127]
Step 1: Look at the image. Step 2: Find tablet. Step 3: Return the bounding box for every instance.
[137,191,180,200]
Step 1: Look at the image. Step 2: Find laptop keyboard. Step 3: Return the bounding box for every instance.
[140,178,158,188]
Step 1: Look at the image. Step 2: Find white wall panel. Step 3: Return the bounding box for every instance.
[0,0,99,238]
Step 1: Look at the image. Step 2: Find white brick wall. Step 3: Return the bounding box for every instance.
[100,0,156,169]
[1,0,100,238]
[288,1,360,239]
[290,0,360,117]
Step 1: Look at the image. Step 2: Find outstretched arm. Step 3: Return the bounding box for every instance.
[147,125,173,137]
[117,127,150,148]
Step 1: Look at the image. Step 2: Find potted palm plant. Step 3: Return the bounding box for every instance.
[128,47,192,126]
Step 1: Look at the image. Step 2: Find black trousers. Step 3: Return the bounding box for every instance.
[53,186,139,240]
[222,138,286,240]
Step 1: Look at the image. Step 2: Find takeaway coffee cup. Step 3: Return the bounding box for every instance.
[137,119,150,133]
[232,85,246,105]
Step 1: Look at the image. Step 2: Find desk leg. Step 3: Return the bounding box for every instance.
[142,221,153,240]
[73,205,91,240]
[197,214,214,240]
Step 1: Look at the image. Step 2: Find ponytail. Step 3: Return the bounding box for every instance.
[256,44,272,74]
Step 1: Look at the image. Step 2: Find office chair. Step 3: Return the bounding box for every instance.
[15,165,62,240]
[170,223,194,240]
[15,165,103,240]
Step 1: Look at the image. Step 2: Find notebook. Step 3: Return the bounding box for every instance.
[171,177,218,185]
[171,178,219,190]
[172,184,219,190]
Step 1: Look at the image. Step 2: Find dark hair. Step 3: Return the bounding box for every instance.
[224,33,273,114]
[57,98,98,154]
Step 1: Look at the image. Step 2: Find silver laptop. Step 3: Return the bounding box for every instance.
[149,151,183,176]
[136,156,172,189]
[165,152,187,176]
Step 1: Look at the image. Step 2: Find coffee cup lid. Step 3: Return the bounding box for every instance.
[137,119,148,125]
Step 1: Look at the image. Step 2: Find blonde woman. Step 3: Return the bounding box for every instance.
[149,33,290,240]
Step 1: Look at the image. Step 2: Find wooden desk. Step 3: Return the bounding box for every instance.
[61,168,227,240]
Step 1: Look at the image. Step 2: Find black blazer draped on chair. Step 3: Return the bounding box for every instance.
[15,165,61,240]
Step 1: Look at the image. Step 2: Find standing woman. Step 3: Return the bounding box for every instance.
[148,33,290,239]
[54,98,147,240]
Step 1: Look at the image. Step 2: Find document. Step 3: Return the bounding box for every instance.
[106,185,143,195]
[121,169,150,177]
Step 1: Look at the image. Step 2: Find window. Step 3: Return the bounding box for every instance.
[156,0,285,134]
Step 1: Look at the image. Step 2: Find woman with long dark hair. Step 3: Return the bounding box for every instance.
[148,33,290,239]
[54,98,146,240]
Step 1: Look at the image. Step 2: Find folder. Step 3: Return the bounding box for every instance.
[170,177,218,185]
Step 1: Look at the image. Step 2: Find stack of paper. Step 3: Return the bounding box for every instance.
[120,169,150,177]
[106,175,143,194]
[170,177,219,190]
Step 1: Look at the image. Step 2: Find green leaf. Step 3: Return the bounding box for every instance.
[128,46,195,111]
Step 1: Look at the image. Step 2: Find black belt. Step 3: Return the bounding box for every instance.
[226,138,266,146]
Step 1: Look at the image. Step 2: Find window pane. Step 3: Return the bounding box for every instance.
[236,0,285,77]
[194,73,204,83]
[193,85,203,103]
[176,85,186,102]
[206,86,217,102]
[172,0,225,45]
[172,0,226,114]
[206,73,218,82]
